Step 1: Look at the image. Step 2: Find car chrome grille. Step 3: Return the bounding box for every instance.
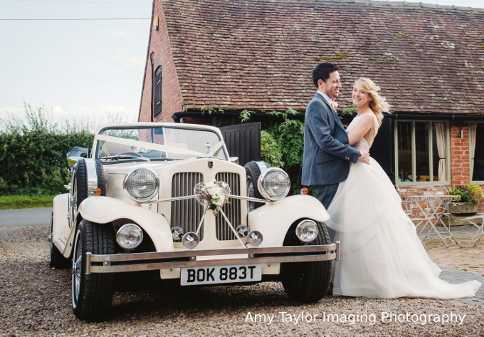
[171,172,204,240]
[215,172,241,240]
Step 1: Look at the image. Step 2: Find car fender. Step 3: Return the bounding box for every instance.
[52,193,70,254]
[248,194,330,247]
[78,196,174,252]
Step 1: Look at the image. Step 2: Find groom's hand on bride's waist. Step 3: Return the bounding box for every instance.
[358,150,370,164]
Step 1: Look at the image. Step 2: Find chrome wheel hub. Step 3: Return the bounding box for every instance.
[71,231,81,308]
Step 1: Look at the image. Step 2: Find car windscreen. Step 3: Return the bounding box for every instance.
[95,126,227,161]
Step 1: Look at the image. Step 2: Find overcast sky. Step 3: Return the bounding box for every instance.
[1,0,482,131]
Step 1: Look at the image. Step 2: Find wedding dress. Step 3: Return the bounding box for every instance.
[326,113,481,298]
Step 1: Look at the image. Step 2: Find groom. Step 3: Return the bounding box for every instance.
[301,63,369,240]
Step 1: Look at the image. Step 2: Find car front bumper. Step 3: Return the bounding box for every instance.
[85,243,340,274]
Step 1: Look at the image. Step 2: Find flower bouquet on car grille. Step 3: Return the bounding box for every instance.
[194,181,231,212]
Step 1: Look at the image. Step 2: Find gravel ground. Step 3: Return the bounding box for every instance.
[0,224,482,337]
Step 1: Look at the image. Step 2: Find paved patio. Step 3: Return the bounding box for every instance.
[424,224,484,306]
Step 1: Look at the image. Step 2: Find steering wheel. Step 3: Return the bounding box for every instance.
[119,152,151,160]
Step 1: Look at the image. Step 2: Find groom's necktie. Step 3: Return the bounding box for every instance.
[329,102,344,129]
[329,100,336,113]
[325,97,337,114]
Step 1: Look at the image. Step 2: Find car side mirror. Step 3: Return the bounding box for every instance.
[66,146,88,168]
[229,156,239,164]
[67,156,81,169]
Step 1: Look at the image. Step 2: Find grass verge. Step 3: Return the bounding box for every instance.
[0,195,54,209]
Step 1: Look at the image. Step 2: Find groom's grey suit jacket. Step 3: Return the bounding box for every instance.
[301,92,361,186]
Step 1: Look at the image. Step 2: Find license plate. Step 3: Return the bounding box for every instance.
[180,265,262,286]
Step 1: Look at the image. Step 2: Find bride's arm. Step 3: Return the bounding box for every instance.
[347,114,373,145]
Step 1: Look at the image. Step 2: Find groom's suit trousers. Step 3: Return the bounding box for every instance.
[310,183,338,241]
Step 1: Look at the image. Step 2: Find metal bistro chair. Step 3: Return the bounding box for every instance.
[426,193,458,247]
[401,196,427,234]
[445,212,484,248]
[403,194,456,247]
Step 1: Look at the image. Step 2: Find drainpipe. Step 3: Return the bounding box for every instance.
[149,51,155,122]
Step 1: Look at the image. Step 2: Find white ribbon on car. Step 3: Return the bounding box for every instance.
[96,134,205,157]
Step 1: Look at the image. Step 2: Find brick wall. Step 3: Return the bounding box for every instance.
[138,0,183,122]
[397,185,449,198]
[450,125,484,212]
[450,126,470,186]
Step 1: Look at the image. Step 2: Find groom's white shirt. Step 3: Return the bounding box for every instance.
[317,90,335,112]
[316,89,350,161]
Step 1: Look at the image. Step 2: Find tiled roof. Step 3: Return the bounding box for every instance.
[160,0,484,115]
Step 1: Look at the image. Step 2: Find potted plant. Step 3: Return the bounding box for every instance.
[448,183,483,215]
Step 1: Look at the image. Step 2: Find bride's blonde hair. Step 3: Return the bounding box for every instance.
[354,78,390,124]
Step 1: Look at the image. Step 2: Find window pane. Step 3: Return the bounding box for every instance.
[153,67,162,116]
[415,122,430,182]
[432,128,439,181]
[473,124,484,181]
[397,122,412,182]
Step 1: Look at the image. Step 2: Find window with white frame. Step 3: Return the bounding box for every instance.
[470,123,484,182]
[394,121,449,184]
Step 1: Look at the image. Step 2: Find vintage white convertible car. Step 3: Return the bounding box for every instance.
[50,123,338,321]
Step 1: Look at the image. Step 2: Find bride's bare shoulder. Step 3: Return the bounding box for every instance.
[362,112,376,121]
[358,112,380,129]
[355,113,374,126]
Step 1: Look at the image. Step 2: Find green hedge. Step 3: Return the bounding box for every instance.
[0,126,93,195]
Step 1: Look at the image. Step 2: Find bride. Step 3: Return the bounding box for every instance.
[326,77,481,298]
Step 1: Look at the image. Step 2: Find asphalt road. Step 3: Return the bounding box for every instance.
[0,207,52,226]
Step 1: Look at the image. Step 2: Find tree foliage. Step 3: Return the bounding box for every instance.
[241,109,304,189]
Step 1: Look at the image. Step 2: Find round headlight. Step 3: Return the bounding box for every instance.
[116,223,144,250]
[182,232,200,249]
[124,168,159,201]
[295,220,319,243]
[257,168,291,201]
[246,230,263,246]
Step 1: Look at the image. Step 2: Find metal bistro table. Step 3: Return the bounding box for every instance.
[402,194,457,247]
[448,213,484,248]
